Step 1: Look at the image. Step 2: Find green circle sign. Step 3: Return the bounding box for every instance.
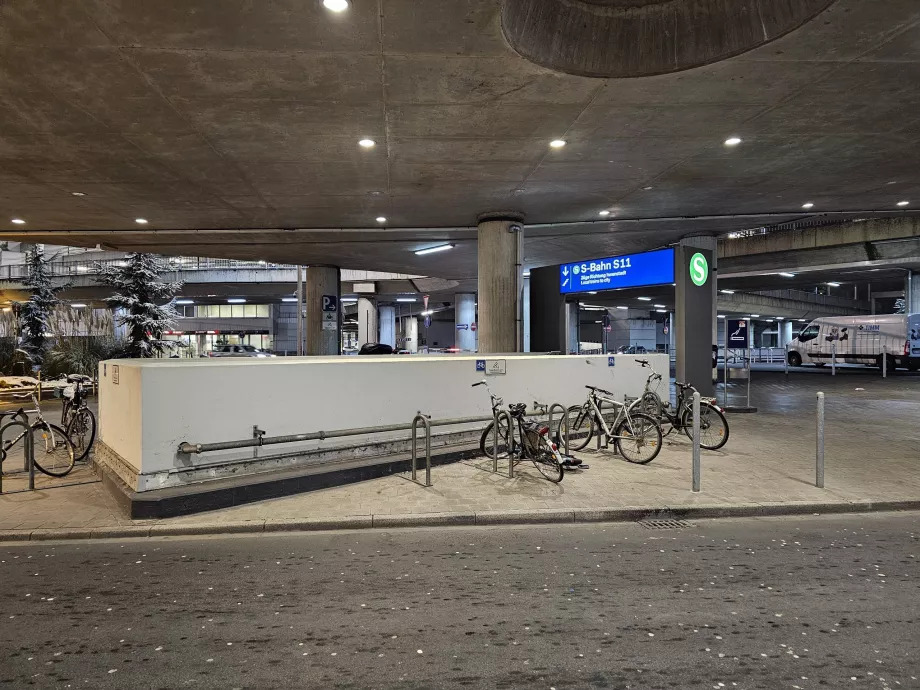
[689,252,709,286]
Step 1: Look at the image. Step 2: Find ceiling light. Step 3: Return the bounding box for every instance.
[358,139,376,148]
[76,266,89,272]
[750,314,760,318]
[523,271,531,277]
[282,297,298,303]
[776,316,785,320]
[71,192,85,197]
[376,216,387,223]
[718,315,726,319]
[421,310,433,316]
[724,137,742,147]
[176,300,194,305]
[258,260,266,265]
[70,303,87,308]
[341,298,358,303]
[802,202,814,209]
[643,186,653,191]
[135,218,148,224]
[323,0,349,11]
[228,298,246,304]
[414,244,454,256]
[637,297,652,301]
[616,306,628,310]
[396,298,417,303]
[11,218,25,225]
[587,291,598,295]
[798,319,807,323]
[720,289,735,294]
[594,320,603,325]
[826,282,841,287]
[654,304,666,308]
[766,319,774,323]
[897,200,910,207]
[779,272,796,278]
[549,140,566,148]
[599,210,610,217]
[655,309,667,313]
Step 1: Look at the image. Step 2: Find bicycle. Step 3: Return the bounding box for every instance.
[0,390,76,477]
[473,380,565,483]
[558,385,662,464]
[60,374,96,463]
[632,359,730,451]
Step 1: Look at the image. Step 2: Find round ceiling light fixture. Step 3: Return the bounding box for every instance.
[599,210,610,216]
[376,216,387,223]
[358,139,376,148]
[897,200,910,207]
[549,139,566,148]
[11,218,25,225]
[802,202,814,209]
[323,0,349,12]
[135,218,148,224]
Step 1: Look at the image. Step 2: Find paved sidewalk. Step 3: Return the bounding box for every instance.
[2,374,919,540]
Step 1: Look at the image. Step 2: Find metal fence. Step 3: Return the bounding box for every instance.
[0,256,297,281]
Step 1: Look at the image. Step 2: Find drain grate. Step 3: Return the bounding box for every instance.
[638,518,692,530]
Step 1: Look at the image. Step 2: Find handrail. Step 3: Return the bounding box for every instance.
[411,413,432,487]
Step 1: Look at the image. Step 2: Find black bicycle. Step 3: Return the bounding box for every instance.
[474,381,564,483]
[60,375,96,463]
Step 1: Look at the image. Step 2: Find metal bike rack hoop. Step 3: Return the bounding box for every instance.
[411,412,432,487]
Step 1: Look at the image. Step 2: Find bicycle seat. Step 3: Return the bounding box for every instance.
[586,385,613,396]
[508,402,527,416]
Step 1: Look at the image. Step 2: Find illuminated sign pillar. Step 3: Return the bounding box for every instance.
[675,245,715,397]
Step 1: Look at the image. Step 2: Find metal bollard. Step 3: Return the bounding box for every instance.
[746,348,752,409]
[784,344,789,377]
[492,409,499,474]
[883,352,887,379]
[816,392,825,488]
[831,343,836,376]
[691,392,701,492]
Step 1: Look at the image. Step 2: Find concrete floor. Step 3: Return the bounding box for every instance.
[0,513,917,689]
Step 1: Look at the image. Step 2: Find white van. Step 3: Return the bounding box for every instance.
[788,314,918,370]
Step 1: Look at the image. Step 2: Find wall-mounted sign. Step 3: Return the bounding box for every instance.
[689,252,709,287]
[727,319,748,346]
[322,295,338,312]
[476,359,506,375]
[457,324,469,330]
[112,365,120,385]
[559,248,675,294]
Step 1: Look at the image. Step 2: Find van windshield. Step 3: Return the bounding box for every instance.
[798,325,820,343]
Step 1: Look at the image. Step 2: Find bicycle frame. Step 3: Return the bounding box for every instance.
[582,391,635,442]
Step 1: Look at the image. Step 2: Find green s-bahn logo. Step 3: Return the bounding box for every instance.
[690,252,709,287]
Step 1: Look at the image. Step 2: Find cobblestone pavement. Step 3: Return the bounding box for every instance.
[1,373,918,534]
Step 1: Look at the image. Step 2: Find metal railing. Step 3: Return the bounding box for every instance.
[0,256,297,281]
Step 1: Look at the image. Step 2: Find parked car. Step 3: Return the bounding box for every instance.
[210,344,275,358]
[358,343,395,355]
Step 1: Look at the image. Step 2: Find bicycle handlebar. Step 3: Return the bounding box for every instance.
[471,381,485,387]
[635,358,650,366]
[586,385,613,396]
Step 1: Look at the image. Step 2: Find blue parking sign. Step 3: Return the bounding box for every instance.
[608,356,616,367]
[476,360,486,372]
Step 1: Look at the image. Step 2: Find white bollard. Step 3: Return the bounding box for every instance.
[692,392,701,493]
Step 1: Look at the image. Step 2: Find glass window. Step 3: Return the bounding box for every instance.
[241,345,257,353]
[798,325,820,342]
[231,304,245,318]
[208,305,220,318]
[257,304,270,318]
[244,305,257,318]
[219,304,231,318]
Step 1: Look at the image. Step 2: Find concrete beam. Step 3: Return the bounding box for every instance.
[717,292,868,320]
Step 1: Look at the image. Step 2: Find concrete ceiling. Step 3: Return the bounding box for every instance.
[2,0,920,278]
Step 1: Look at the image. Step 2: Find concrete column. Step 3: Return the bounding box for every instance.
[304,266,340,356]
[403,316,418,354]
[197,334,207,358]
[357,297,378,348]
[477,215,523,353]
[565,302,579,354]
[378,305,396,348]
[675,241,715,396]
[522,276,531,352]
[779,320,793,347]
[908,271,919,314]
[529,265,567,353]
[455,293,477,351]
[668,312,676,355]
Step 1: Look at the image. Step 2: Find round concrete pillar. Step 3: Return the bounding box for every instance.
[477,215,523,353]
[304,266,340,356]
[455,293,477,351]
[378,305,396,348]
[403,316,419,354]
[357,297,378,348]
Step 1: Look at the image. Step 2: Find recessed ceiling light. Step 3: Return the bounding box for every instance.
[376,216,387,223]
[358,139,375,148]
[599,210,610,217]
[717,315,726,319]
[135,218,148,224]
[282,297,298,303]
[802,202,814,209]
[720,289,735,294]
[616,306,628,310]
[587,291,598,295]
[897,200,910,207]
[750,314,760,318]
[798,319,807,323]
[71,192,85,197]
[724,137,742,147]
[766,319,774,323]
[323,0,349,11]
[654,304,666,308]
[176,300,195,305]
[523,271,531,277]
[655,309,667,313]
[396,298,417,303]
[11,218,25,225]
[779,272,796,278]
[228,298,247,304]
[827,282,841,287]
[549,140,566,148]
[637,297,652,301]
[414,244,454,256]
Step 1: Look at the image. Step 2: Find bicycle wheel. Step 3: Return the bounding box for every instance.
[480,416,512,459]
[615,413,662,465]
[531,437,563,483]
[681,403,730,451]
[66,407,97,463]
[30,422,75,477]
[556,405,594,451]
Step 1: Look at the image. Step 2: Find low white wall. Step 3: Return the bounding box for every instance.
[98,353,668,491]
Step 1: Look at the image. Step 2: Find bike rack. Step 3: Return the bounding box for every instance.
[411,413,432,487]
[0,409,36,494]
[490,408,515,478]
[546,403,570,456]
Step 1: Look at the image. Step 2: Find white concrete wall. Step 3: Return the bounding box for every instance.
[98,353,667,491]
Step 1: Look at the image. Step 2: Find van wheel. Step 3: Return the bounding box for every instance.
[788,352,802,367]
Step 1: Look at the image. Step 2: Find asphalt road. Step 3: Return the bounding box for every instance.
[1,514,917,689]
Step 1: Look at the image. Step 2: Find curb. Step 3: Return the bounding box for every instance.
[2,499,920,543]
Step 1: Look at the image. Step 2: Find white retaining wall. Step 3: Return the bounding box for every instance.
[98,353,669,491]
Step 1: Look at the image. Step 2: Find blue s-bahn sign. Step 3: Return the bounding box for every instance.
[559,248,675,294]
